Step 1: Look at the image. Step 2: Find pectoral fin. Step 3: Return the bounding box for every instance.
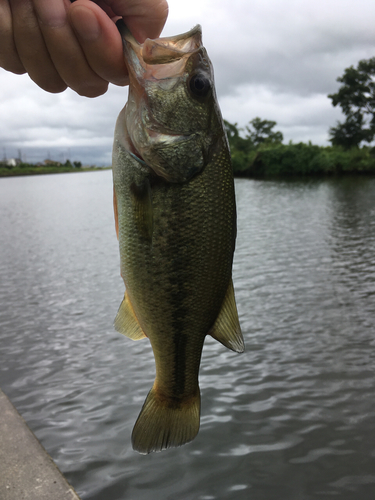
[210,280,244,353]
[114,292,147,340]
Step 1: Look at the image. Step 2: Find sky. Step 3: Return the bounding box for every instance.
[1,0,374,165]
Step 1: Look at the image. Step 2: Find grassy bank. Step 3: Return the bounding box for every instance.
[0,162,110,177]
[3,143,375,180]
[231,143,375,178]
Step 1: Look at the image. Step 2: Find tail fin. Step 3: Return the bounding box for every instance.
[131,386,201,454]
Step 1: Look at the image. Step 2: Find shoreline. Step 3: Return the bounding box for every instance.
[0,167,111,178]
[1,165,375,180]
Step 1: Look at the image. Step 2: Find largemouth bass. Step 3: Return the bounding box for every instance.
[112,20,244,454]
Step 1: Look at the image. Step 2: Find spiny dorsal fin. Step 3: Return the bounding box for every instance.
[114,293,147,340]
[210,279,244,353]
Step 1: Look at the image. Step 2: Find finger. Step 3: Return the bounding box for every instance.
[9,0,67,92]
[0,0,25,74]
[32,0,109,97]
[69,0,128,87]
[106,0,169,42]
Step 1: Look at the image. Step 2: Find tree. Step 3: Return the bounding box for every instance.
[224,120,254,153]
[245,117,283,147]
[329,112,373,149]
[328,57,375,148]
[223,120,256,173]
[223,118,283,174]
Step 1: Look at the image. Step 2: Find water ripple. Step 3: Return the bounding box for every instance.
[1,174,375,499]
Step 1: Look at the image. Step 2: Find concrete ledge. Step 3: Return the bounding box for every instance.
[0,389,81,500]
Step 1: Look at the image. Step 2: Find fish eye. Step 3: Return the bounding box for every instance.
[189,74,211,98]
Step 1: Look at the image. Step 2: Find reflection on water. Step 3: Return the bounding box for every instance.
[1,172,375,500]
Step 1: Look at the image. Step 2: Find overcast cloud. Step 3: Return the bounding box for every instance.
[1,0,374,165]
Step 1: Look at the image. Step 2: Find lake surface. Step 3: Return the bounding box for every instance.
[1,171,375,500]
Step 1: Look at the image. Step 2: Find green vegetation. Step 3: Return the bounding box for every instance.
[227,57,375,178]
[328,57,375,149]
[0,159,109,177]
[2,57,375,180]
[225,120,375,178]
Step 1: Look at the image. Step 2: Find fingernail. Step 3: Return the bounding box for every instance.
[70,6,101,42]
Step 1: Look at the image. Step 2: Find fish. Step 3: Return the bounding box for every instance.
[112,20,244,454]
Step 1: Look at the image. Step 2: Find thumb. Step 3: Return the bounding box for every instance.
[103,0,169,42]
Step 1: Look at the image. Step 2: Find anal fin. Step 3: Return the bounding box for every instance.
[114,292,147,340]
[210,279,244,353]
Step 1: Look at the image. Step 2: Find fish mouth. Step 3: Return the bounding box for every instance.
[117,21,210,183]
[117,20,202,78]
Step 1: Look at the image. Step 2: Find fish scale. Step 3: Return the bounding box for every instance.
[112,21,244,454]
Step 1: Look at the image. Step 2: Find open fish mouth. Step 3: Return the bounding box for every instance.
[116,20,214,183]
[112,22,243,455]
[117,20,203,75]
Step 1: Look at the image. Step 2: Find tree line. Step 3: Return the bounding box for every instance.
[0,159,84,177]
[2,57,374,179]
[227,56,375,177]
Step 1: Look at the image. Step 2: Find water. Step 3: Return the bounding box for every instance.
[1,171,375,500]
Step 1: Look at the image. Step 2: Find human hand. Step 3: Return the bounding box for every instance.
[0,0,168,97]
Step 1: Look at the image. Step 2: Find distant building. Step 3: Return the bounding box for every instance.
[1,158,21,167]
[43,159,61,166]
